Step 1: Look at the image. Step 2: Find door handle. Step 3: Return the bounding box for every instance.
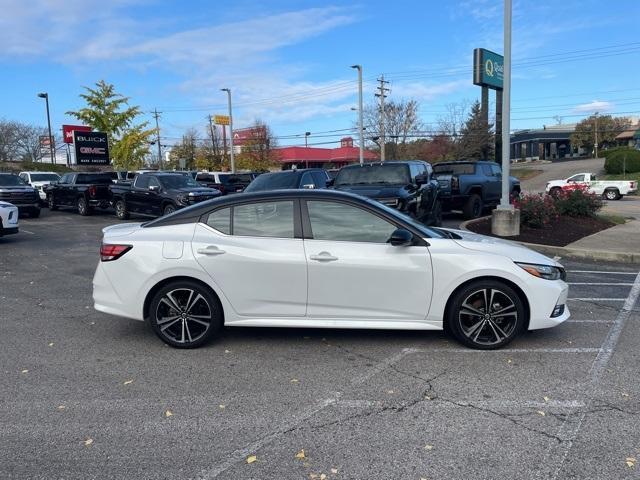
[310,251,338,262]
[197,246,226,256]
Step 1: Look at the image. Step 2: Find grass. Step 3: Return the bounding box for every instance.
[597,214,627,225]
[510,168,543,180]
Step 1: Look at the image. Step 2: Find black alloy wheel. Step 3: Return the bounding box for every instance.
[148,280,222,348]
[48,194,58,210]
[77,197,91,216]
[115,200,130,220]
[447,280,524,349]
[163,203,176,216]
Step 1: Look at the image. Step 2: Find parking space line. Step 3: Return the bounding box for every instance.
[335,399,585,409]
[20,229,35,235]
[566,319,614,324]
[545,271,640,479]
[350,348,419,385]
[568,282,634,286]
[408,347,604,354]
[567,270,637,275]
[568,298,626,301]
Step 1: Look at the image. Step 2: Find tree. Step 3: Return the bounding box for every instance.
[236,120,279,171]
[570,115,631,154]
[0,120,20,162]
[67,80,154,169]
[362,99,422,160]
[169,128,200,170]
[457,101,494,160]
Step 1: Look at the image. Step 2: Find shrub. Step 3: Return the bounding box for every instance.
[604,148,640,174]
[554,184,603,217]
[514,193,558,228]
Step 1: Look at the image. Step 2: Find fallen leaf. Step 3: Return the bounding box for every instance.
[246,455,257,464]
[331,468,338,474]
[224,349,230,353]
[295,449,306,459]
[164,410,173,417]
[219,404,225,409]
[387,390,394,394]
[48,342,54,347]
[507,359,512,364]
[626,461,635,468]
[309,474,318,479]
[537,410,546,416]
[290,378,299,383]
[57,405,66,410]
[123,380,133,385]
[424,444,434,451]
[543,396,550,402]
[320,474,327,480]
[84,438,93,446]
[424,395,432,400]
[303,462,311,468]
[21,369,29,374]
[627,457,637,462]
[622,393,630,398]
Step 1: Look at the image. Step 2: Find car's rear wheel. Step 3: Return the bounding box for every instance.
[115,199,130,220]
[77,197,92,216]
[447,280,524,349]
[48,194,58,211]
[463,194,483,219]
[148,280,222,348]
[549,187,561,197]
[603,189,620,201]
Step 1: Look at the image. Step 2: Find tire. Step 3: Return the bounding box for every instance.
[48,194,58,211]
[446,279,525,350]
[148,280,223,348]
[603,189,620,201]
[462,194,483,219]
[77,197,92,216]
[114,199,130,220]
[163,203,176,216]
[549,187,561,197]
[30,208,41,218]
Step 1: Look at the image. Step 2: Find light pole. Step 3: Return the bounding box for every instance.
[594,111,599,159]
[221,88,235,173]
[351,65,364,165]
[304,131,311,168]
[37,93,55,164]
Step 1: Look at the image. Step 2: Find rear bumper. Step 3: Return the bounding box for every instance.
[16,203,40,211]
[93,262,144,321]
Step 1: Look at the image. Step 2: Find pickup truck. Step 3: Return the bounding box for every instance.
[545,172,638,200]
[110,172,221,219]
[196,171,257,195]
[0,173,41,217]
[432,161,520,219]
[45,172,113,215]
[19,171,61,204]
[332,161,442,226]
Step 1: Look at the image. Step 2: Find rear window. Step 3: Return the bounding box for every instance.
[76,174,113,184]
[334,164,410,187]
[219,174,253,185]
[30,173,60,182]
[433,163,476,175]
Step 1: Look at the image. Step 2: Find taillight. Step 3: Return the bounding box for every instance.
[100,243,132,262]
[88,185,97,197]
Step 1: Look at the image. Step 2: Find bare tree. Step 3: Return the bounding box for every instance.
[361,99,422,160]
[0,120,20,162]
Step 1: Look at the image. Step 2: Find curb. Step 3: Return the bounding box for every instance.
[458,217,640,264]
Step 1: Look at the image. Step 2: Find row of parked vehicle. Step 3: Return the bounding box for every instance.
[0,161,525,235]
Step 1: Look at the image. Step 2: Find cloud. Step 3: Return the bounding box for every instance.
[573,100,614,113]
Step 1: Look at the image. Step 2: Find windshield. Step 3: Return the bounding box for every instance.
[159,175,201,189]
[334,164,410,186]
[0,175,27,186]
[244,172,299,192]
[76,174,113,184]
[219,173,253,185]
[433,163,475,175]
[30,173,60,182]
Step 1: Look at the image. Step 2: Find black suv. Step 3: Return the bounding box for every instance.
[333,161,442,226]
[0,173,40,217]
[244,169,329,192]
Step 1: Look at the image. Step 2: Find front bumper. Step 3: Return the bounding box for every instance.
[0,226,18,235]
[528,281,570,329]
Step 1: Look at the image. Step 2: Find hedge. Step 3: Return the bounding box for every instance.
[604,148,640,174]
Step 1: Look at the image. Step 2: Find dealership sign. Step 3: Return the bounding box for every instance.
[73,131,110,165]
[233,126,267,146]
[473,48,504,90]
[63,124,92,144]
[213,115,230,125]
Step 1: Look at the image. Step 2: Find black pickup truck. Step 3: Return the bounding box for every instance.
[45,172,113,216]
[110,172,221,219]
[432,161,521,219]
[0,173,41,217]
[332,161,442,226]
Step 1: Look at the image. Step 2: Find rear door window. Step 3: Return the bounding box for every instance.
[232,201,295,238]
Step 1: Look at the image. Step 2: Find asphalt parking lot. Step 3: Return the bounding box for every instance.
[1,208,639,480]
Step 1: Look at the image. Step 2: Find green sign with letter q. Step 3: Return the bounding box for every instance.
[473,48,504,90]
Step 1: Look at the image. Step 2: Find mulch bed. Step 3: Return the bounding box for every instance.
[466,215,615,247]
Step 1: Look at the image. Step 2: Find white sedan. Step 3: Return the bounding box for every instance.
[93,190,569,350]
[0,201,19,236]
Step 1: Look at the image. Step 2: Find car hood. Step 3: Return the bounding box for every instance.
[170,187,221,195]
[335,184,408,198]
[442,228,561,266]
[30,181,55,187]
[0,186,36,192]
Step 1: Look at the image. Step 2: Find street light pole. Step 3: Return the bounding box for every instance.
[351,65,364,165]
[305,131,311,168]
[221,88,235,173]
[594,111,599,159]
[37,93,55,164]
[499,0,512,209]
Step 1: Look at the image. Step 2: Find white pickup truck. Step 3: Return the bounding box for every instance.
[545,172,638,200]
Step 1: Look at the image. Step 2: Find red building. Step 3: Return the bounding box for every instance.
[276,137,378,169]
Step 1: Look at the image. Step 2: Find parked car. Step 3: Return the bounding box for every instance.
[93,189,570,350]
[196,171,256,195]
[0,201,19,236]
[333,161,442,226]
[545,172,638,200]
[244,168,328,192]
[110,172,222,219]
[432,161,521,219]
[0,173,40,217]
[18,171,61,204]
[45,172,113,216]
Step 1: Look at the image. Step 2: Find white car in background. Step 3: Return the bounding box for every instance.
[0,201,19,236]
[93,190,570,350]
[545,172,637,200]
[19,171,61,202]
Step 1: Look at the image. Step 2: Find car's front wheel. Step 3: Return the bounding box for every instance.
[447,280,524,349]
[48,194,58,210]
[77,197,92,216]
[114,199,130,220]
[148,280,223,348]
[163,203,176,216]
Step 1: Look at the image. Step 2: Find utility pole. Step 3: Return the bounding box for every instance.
[351,65,364,165]
[221,88,235,173]
[208,115,219,170]
[375,75,389,162]
[594,111,599,159]
[37,93,55,164]
[153,108,163,169]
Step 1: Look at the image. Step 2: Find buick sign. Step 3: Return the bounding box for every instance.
[73,131,110,165]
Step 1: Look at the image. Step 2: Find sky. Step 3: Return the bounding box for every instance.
[1,0,639,150]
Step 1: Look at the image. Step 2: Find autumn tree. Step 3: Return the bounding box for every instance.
[67,80,154,169]
[169,128,200,170]
[570,115,631,155]
[236,120,279,171]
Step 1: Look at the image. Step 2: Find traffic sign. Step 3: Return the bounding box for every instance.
[214,115,230,125]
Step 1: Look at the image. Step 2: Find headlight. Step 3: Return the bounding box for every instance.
[516,262,565,281]
[177,194,189,204]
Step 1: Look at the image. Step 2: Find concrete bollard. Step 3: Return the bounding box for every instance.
[491,208,521,237]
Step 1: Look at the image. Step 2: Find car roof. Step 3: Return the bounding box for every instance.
[435,160,491,165]
[20,171,59,174]
[341,160,426,168]
[0,172,19,176]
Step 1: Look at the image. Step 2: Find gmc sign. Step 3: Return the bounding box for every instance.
[73,131,110,165]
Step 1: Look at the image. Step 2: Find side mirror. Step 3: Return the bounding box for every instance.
[387,228,413,246]
[302,183,315,189]
[415,174,427,186]
[149,185,160,192]
[327,178,335,187]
